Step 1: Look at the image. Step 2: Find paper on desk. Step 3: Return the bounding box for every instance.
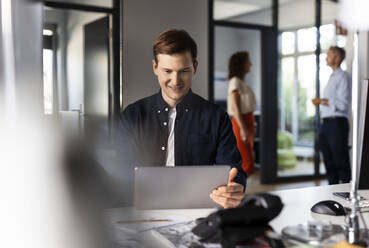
[113,212,191,233]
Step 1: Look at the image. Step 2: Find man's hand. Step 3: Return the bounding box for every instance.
[312,98,329,106]
[210,168,245,209]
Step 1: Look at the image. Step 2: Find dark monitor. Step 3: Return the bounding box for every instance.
[359,79,369,189]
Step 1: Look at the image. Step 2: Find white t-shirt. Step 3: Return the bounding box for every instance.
[227,76,256,116]
[165,108,177,166]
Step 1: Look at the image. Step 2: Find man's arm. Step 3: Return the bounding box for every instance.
[210,111,246,208]
[312,98,329,106]
[214,111,246,187]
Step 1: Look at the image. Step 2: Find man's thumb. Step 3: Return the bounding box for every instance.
[228,167,238,184]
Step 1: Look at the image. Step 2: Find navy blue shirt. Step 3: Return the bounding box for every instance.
[120,89,246,187]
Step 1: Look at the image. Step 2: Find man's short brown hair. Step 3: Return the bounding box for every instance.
[153,29,197,64]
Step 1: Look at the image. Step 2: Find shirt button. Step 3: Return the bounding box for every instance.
[161,146,166,151]
[163,122,167,126]
[165,107,169,112]
[185,108,189,112]
[157,110,161,114]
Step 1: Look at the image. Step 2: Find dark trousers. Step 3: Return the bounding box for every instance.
[319,117,351,184]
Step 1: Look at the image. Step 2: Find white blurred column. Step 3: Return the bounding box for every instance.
[0,1,100,248]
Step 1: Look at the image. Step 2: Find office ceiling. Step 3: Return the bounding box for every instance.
[214,0,303,20]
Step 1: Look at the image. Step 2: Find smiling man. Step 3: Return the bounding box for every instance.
[120,29,246,208]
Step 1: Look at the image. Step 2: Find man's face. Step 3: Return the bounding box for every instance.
[326,49,339,68]
[153,51,198,107]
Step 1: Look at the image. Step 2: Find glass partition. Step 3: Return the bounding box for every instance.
[44,7,112,143]
[278,0,317,177]
[277,0,350,178]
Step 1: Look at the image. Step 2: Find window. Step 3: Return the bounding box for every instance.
[279,24,347,145]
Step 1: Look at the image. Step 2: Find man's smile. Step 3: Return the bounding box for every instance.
[167,85,184,92]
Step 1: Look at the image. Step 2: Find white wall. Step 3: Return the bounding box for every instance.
[122,0,208,108]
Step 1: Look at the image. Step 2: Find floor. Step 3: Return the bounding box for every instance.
[245,169,328,194]
[278,159,326,177]
[245,149,328,194]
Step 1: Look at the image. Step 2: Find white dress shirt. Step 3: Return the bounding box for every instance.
[165,108,177,166]
[321,67,351,119]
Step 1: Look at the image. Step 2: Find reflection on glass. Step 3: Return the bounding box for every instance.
[281,32,295,55]
[43,49,53,115]
[213,0,272,26]
[297,55,316,144]
[297,27,316,52]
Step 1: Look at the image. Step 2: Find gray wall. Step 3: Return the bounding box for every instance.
[13,0,44,114]
[66,11,106,111]
[122,0,208,108]
[214,27,261,106]
[1,0,44,113]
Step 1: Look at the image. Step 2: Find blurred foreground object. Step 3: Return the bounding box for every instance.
[192,193,283,248]
[0,0,114,247]
[339,0,369,245]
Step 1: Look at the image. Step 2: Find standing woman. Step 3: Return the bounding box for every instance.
[227,51,256,176]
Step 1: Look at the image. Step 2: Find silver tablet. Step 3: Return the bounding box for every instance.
[134,166,230,209]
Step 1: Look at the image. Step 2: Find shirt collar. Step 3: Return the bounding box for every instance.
[332,67,343,76]
[155,89,193,112]
[176,89,193,110]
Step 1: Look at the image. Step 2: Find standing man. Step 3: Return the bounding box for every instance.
[120,29,246,208]
[312,46,351,184]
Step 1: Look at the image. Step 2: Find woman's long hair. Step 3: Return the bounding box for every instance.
[228,51,249,80]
